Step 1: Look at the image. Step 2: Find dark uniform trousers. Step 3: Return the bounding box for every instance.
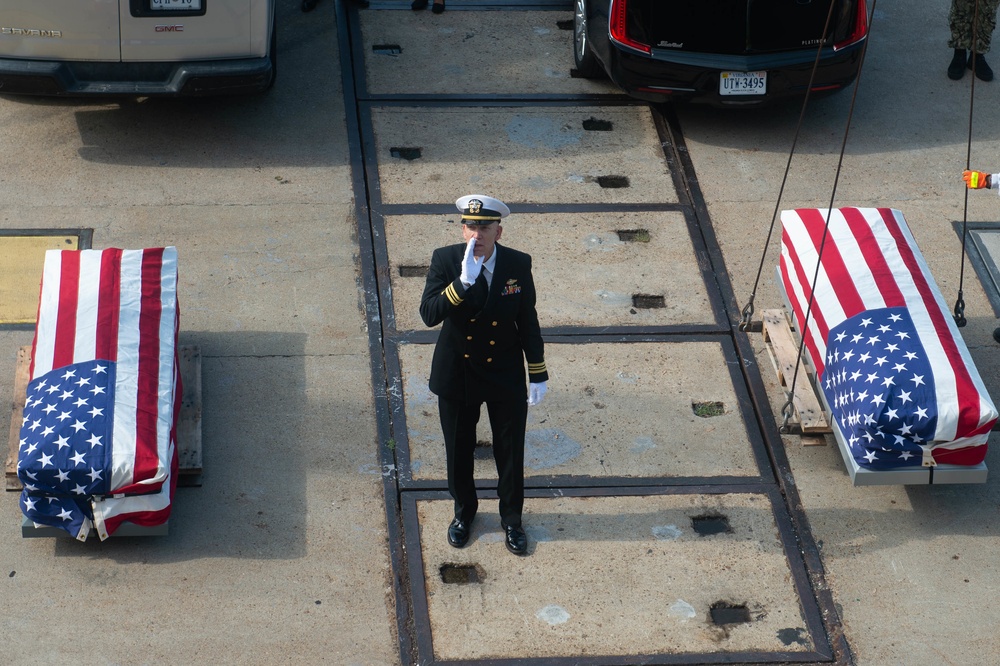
[438,395,527,527]
[419,242,548,530]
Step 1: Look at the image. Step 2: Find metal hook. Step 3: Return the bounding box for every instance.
[779,398,795,434]
[954,291,967,327]
[739,301,755,332]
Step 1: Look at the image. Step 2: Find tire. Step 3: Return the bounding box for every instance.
[573,0,603,78]
[262,14,278,92]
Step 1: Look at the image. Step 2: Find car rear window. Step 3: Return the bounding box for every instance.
[633,0,857,55]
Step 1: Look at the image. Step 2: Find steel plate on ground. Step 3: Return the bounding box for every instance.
[371,106,677,205]
[405,491,824,663]
[384,211,714,331]
[397,341,761,482]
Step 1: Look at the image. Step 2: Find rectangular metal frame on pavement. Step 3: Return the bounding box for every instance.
[401,485,834,666]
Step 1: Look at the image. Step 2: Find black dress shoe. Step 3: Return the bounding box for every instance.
[949,49,967,80]
[993,327,1000,344]
[502,523,528,556]
[969,53,994,81]
[447,518,471,548]
[431,0,445,13]
[411,0,428,9]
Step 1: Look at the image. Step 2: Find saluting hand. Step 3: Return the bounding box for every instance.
[460,237,483,286]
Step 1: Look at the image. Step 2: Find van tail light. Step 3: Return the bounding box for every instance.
[834,0,868,50]
[609,0,651,55]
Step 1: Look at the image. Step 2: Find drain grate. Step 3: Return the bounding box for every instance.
[399,265,429,278]
[710,601,751,626]
[583,117,614,131]
[617,229,650,242]
[691,514,732,536]
[632,294,666,309]
[440,563,484,585]
[692,401,725,418]
[390,147,422,161]
[597,175,629,188]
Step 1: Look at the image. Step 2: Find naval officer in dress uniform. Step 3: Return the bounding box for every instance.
[419,195,548,556]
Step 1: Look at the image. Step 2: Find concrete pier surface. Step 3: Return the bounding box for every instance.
[3,1,999,664]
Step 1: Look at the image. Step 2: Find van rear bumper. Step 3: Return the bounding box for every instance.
[0,56,274,96]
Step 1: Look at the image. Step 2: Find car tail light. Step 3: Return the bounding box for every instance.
[609,0,651,55]
[834,0,868,50]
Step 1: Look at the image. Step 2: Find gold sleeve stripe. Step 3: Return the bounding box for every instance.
[443,283,464,306]
[527,362,547,374]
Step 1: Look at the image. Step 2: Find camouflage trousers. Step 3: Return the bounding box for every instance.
[950,0,1000,53]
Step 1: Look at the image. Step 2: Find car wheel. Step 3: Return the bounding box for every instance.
[265,17,277,91]
[573,0,603,78]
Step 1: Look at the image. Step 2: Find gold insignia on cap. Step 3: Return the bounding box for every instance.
[468,199,483,214]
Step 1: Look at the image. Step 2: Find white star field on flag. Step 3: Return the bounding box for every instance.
[18,360,114,537]
[821,307,935,469]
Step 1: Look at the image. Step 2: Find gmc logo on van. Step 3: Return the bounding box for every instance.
[155,25,184,32]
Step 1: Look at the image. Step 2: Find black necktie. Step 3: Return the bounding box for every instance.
[470,273,489,312]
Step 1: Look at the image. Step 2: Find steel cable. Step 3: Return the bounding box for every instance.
[778,0,878,432]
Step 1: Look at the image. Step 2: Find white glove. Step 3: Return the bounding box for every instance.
[459,238,483,287]
[528,381,547,406]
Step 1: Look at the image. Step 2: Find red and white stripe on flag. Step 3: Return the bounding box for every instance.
[779,208,997,455]
[30,247,179,536]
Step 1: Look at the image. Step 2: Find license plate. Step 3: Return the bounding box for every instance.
[150,0,202,10]
[720,71,767,96]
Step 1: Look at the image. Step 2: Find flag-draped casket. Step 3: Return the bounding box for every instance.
[17,248,180,540]
[779,208,996,471]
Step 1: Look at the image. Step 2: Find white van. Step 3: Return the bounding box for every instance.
[0,0,275,96]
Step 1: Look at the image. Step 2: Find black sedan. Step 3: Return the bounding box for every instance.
[574,0,869,106]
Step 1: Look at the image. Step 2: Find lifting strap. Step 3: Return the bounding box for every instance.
[954,0,984,328]
[738,0,839,333]
[745,0,983,432]
[739,0,879,431]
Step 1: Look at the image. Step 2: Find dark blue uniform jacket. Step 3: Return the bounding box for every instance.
[420,243,548,402]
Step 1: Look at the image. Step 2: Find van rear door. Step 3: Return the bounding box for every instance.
[120,0,259,61]
[0,1,120,61]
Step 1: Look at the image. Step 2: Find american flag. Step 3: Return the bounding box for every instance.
[780,208,996,469]
[18,248,180,540]
[822,308,936,469]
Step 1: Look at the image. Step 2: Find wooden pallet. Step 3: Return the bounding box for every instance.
[760,309,831,437]
[6,345,202,491]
